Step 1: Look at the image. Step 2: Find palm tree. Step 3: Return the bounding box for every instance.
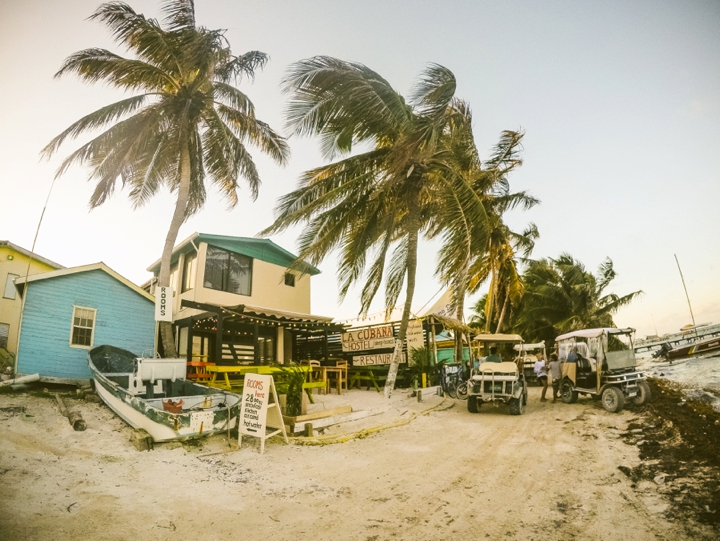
[41,1,289,356]
[515,254,642,345]
[262,57,486,397]
[434,130,537,359]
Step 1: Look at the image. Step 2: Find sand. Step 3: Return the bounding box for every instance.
[0,383,717,541]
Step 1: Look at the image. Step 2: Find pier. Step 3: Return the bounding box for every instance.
[634,323,720,353]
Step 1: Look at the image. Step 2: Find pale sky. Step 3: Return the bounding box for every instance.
[1,0,718,338]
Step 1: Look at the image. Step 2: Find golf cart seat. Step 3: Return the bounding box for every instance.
[471,362,520,382]
[479,361,517,373]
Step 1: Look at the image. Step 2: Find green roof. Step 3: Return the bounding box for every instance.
[147,233,320,276]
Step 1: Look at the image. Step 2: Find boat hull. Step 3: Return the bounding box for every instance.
[667,336,720,359]
[88,346,239,442]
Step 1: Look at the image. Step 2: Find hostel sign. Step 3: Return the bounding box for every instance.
[341,325,396,352]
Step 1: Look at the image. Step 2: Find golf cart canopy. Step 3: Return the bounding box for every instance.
[473,333,523,343]
[555,328,635,341]
[514,341,545,351]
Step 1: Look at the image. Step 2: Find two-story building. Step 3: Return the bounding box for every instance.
[0,241,63,361]
[145,233,344,365]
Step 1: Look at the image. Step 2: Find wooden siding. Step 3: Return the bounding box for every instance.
[17,269,155,379]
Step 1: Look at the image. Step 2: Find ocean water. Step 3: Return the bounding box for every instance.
[639,352,720,411]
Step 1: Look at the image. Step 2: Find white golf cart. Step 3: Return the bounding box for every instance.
[514,341,547,384]
[555,328,651,413]
[467,334,528,415]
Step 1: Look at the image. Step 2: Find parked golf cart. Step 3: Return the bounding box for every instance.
[514,341,547,384]
[467,334,528,415]
[555,328,650,413]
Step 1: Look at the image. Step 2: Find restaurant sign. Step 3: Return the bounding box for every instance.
[341,325,396,352]
[353,353,395,366]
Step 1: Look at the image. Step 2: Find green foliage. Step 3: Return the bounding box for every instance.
[275,363,306,417]
[264,57,490,393]
[0,348,15,373]
[408,347,440,386]
[513,254,642,345]
[42,1,289,355]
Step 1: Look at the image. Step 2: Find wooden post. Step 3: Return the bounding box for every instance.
[215,315,224,364]
[55,393,87,431]
[186,319,194,362]
[323,329,328,361]
[253,322,260,364]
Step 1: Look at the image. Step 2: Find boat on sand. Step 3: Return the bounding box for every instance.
[88,345,239,442]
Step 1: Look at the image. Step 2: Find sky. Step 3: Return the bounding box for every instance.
[1,0,719,338]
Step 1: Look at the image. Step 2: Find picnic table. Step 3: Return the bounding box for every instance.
[206,364,325,402]
[348,365,413,392]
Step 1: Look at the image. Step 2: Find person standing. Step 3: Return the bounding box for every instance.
[533,351,549,401]
[548,353,562,402]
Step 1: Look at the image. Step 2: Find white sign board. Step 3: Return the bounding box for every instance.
[238,373,287,454]
[154,286,173,322]
[239,373,271,436]
[406,319,424,351]
[353,353,395,366]
[342,325,395,352]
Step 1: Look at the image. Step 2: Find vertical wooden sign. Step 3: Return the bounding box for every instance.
[238,373,287,454]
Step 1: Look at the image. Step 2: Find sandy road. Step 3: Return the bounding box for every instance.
[0,387,713,540]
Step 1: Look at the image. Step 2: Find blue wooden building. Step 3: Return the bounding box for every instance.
[15,263,155,382]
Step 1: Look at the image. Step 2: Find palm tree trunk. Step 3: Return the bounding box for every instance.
[384,204,420,399]
[484,271,495,333]
[156,144,191,358]
[454,288,466,364]
[495,292,509,333]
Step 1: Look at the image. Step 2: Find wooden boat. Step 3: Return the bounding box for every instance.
[667,335,720,359]
[88,345,240,442]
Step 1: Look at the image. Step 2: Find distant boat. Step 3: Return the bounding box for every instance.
[667,334,720,359]
[88,345,240,442]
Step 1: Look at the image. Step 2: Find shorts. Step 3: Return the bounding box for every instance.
[538,375,548,384]
[552,380,560,390]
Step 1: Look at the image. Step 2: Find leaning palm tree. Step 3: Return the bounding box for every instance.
[434,130,537,358]
[262,57,486,397]
[515,254,642,344]
[41,0,289,356]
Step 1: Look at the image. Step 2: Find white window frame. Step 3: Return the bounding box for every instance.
[69,306,97,349]
[4,273,19,300]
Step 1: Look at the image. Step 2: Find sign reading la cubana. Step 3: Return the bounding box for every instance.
[341,325,396,352]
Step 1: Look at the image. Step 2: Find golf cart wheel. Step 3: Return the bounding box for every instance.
[508,397,524,415]
[601,386,625,413]
[632,381,652,406]
[560,379,579,404]
[467,396,480,413]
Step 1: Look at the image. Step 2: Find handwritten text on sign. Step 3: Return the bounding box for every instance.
[239,373,271,436]
[341,325,395,352]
